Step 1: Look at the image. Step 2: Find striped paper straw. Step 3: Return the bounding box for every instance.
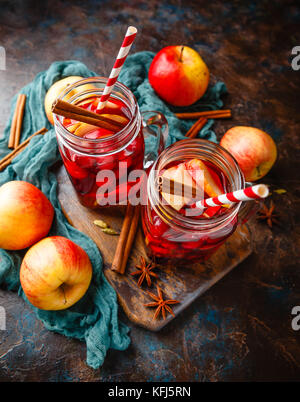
[97,26,137,111]
[195,184,269,209]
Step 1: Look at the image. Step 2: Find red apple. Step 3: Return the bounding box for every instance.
[0,181,54,250]
[148,46,210,106]
[220,126,277,181]
[20,236,92,310]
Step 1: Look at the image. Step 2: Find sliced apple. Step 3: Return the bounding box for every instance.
[99,114,129,127]
[73,123,97,137]
[92,98,123,113]
[72,122,114,139]
[161,162,203,211]
[185,159,223,198]
[67,122,81,134]
[77,97,98,108]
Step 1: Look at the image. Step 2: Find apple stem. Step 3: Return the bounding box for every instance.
[60,285,67,305]
[179,46,184,63]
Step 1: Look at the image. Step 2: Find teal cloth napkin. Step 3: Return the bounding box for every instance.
[0,52,227,369]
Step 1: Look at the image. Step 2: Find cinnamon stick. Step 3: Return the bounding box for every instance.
[8,94,26,149]
[0,127,47,171]
[119,205,141,274]
[8,95,22,149]
[14,94,26,148]
[111,203,135,272]
[111,203,141,274]
[176,109,231,120]
[185,117,207,138]
[52,99,124,132]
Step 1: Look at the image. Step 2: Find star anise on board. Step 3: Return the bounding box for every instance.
[144,284,180,320]
[257,201,279,228]
[131,256,159,287]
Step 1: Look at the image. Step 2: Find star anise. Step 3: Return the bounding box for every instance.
[144,284,180,320]
[131,256,158,287]
[257,201,279,228]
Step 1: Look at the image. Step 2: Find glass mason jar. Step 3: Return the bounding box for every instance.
[142,139,246,262]
[53,77,167,208]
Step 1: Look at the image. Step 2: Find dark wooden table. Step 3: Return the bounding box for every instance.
[0,0,300,382]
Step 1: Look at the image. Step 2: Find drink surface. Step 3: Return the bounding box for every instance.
[58,96,145,208]
[142,158,238,262]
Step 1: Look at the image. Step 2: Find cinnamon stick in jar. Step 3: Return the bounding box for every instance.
[52,99,124,132]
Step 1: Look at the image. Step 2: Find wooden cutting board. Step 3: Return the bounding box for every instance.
[56,165,253,331]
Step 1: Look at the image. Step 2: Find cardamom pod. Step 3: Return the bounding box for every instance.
[274,189,287,194]
[101,228,119,235]
[93,219,108,229]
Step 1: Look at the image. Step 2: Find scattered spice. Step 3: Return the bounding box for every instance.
[13,94,27,149]
[257,200,279,228]
[101,227,119,235]
[273,189,287,194]
[131,256,158,287]
[185,117,208,139]
[93,219,119,235]
[111,204,141,274]
[176,109,232,120]
[93,219,108,229]
[8,94,27,149]
[144,284,180,320]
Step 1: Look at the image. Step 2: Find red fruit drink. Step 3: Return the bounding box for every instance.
[53,78,145,208]
[142,139,245,262]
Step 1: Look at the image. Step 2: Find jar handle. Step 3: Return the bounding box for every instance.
[238,182,261,224]
[141,111,168,171]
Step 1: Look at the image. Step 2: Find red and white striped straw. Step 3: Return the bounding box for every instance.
[97,26,137,111]
[195,184,269,209]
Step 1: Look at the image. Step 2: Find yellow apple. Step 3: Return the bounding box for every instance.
[20,236,92,310]
[220,126,277,181]
[44,76,94,124]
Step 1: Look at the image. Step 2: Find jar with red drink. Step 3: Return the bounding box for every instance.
[142,139,246,262]
[53,77,167,208]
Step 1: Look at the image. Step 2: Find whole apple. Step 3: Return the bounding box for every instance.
[20,236,93,310]
[220,126,277,181]
[44,76,96,125]
[148,46,210,106]
[0,181,54,250]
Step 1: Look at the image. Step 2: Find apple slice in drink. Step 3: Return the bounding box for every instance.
[185,159,223,198]
[65,122,81,134]
[99,114,129,127]
[92,98,129,117]
[185,159,227,217]
[72,122,115,139]
[161,162,203,211]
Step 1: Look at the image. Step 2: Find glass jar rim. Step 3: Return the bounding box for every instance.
[147,138,245,232]
[53,76,139,145]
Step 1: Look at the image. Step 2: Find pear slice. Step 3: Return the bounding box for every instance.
[161,163,203,211]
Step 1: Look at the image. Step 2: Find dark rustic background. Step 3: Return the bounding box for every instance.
[0,0,300,382]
